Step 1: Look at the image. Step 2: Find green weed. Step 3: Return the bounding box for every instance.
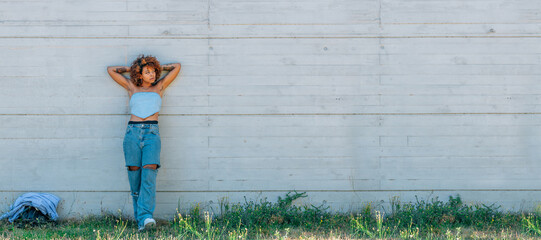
[522,213,541,236]
[398,218,419,239]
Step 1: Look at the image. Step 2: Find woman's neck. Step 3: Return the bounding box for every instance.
[140,83,152,89]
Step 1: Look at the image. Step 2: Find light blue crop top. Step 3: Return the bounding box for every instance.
[129,92,162,119]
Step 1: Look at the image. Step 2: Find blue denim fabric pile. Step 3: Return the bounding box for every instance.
[0,192,60,222]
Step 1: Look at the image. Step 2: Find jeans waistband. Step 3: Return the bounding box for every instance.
[128,120,158,125]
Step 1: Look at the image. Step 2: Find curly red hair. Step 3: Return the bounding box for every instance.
[130,54,161,86]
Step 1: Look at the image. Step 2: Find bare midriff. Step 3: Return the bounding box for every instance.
[129,112,159,122]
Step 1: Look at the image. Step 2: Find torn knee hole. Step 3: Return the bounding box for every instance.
[143,164,157,170]
[128,166,140,171]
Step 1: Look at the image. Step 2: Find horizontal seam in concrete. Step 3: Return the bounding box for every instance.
[210,22,514,26]
[1,113,541,116]
[2,189,541,193]
[0,22,533,26]
[0,36,540,39]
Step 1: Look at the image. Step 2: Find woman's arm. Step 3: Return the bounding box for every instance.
[107,66,131,91]
[156,63,181,90]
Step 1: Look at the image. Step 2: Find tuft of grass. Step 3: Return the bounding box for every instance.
[175,211,224,239]
[382,195,521,232]
[214,191,335,230]
[523,213,541,236]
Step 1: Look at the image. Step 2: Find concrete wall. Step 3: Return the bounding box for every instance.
[1,0,541,219]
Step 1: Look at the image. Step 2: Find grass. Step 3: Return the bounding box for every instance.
[0,192,539,239]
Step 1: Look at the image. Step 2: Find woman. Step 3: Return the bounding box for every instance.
[107,55,181,231]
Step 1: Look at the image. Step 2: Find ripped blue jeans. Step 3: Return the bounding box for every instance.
[123,121,161,227]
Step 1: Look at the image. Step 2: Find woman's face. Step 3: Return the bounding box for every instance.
[141,66,156,85]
